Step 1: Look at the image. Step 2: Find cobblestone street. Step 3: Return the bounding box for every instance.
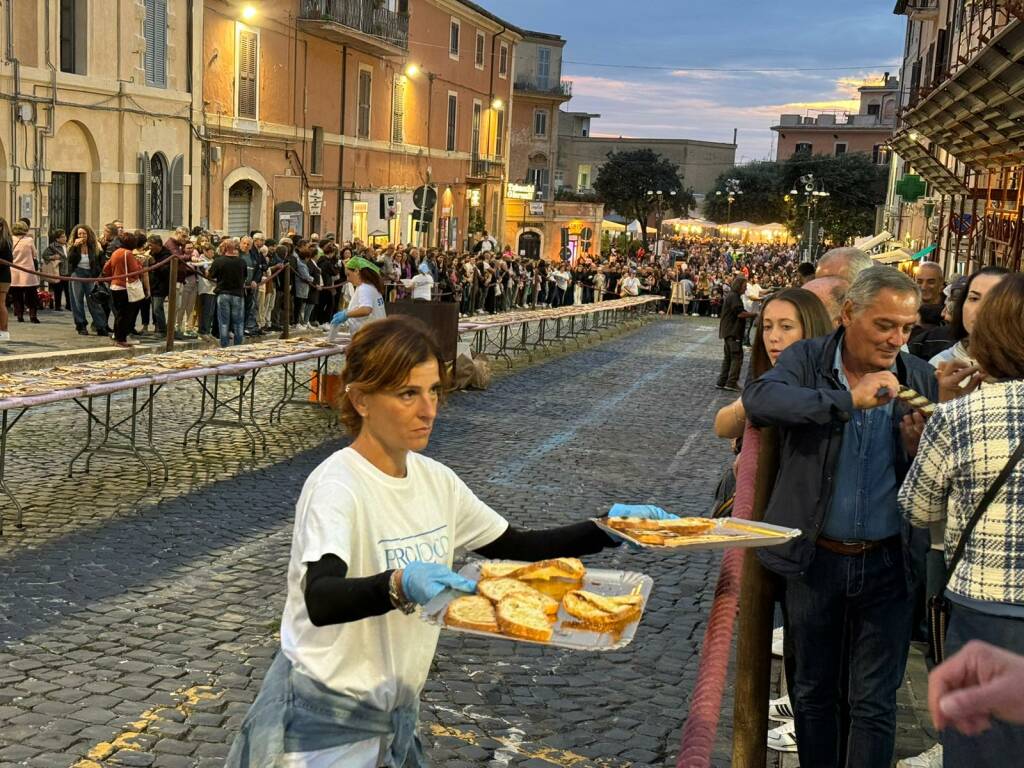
[0,318,933,767]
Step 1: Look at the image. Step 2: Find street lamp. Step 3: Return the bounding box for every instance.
[715,178,743,229]
[241,4,257,21]
[787,174,829,261]
[646,189,677,258]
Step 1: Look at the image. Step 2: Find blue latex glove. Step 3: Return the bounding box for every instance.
[330,310,349,326]
[609,503,679,520]
[401,561,477,605]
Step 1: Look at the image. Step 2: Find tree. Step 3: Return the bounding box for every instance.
[593,149,696,245]
[702,161,787,225]
[783,153,887,245]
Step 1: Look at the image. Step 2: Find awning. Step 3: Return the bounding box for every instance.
[901,19,1024,170]
[888,131,970,196]
[872,248,915,264]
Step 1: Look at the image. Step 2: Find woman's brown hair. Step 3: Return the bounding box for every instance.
[355,266,385,296]
[971,273,1024,381]
[749,288,834,380]
[337,315,449,435]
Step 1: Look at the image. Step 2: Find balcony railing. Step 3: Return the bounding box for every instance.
[299,0,409,52]
[470,155,504,179]
[514,79,573,98]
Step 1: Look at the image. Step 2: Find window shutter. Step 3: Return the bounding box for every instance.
[238,30,258,119]
[391,75,405,144]
[144,0,167,87]
[144,0,156,83]
[138,152,152,230]
[170,154,184,226]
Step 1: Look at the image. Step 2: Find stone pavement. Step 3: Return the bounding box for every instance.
[0,316,934,767]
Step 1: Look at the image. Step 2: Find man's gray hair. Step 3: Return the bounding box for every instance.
[818,247,873,283]
[846,265,921,314]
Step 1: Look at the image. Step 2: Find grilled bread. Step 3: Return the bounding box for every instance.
[562,590,644,629]
[477,578,559,616]
[445,595,499,633]
[495,596,554,642]
[607,517,715,536]
[479,557,585,582]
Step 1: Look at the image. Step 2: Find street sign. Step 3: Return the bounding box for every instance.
[506,183,535,201]
[413,185,437,210]
[307,188,324,216]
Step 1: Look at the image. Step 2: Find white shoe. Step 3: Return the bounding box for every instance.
[768,694,794,721]
[897,743,943,768]
[0,331,9,341]
[772,626,784,657]
[766,720,797,753]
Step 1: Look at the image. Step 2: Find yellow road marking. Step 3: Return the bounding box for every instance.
[429,723,630,767]
[71,685,220,767]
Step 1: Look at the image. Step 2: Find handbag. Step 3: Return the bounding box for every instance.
[928,439,1024,663]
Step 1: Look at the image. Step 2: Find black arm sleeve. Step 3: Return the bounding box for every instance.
[473,521,618,561]
[303,554,394,627]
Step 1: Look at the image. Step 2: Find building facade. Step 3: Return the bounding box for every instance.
[0,0,201,239]
[771,76,899,163]
[201,0,518,246]
[556,113,737,198]
[884,1,1024,274]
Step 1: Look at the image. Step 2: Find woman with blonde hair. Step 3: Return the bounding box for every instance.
[9,220,40,324]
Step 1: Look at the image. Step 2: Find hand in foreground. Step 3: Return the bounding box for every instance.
[851,371,900,410]
[400,562,477,605]
[609,503,679,520]
[330,310,349,327]
[899,411,928,458]
[929,640,1024,735]
[937,359,985,402]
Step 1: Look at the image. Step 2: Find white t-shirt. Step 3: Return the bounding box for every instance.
[346,283,386,334]
[411,273,434,301]
[279,448,507,765]
[621,276,640,296]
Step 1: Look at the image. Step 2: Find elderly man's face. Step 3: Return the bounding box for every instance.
[240,237,253,252]
[915,265,944,304]
[841,289,919,371]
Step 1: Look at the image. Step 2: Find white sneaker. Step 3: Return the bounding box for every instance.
[897,743,943,768]
[766,720,797,753]
[768,694,794,721]
[772,626,784,657]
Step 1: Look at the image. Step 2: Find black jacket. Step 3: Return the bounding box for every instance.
[69,246,103,277]
[742,328,939,585]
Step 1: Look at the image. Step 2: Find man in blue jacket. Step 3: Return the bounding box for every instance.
[743,266,939,768]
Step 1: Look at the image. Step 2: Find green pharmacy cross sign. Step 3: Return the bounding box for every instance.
[896,174,927,203]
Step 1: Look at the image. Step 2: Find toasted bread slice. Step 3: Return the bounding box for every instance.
[479,558,586,582]
[478,562,525,579]
[562,590,644,629]
[495,596,554,642]
[608,517,715,538]
[509,557,585,582]
[477,578,559,616]
[445,595,499,633]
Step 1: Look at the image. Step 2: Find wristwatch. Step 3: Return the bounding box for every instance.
[388,570,416,615]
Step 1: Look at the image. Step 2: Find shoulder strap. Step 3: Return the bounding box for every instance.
[941,439,1024,592]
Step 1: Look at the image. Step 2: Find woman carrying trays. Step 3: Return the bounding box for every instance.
[227,315,666,768]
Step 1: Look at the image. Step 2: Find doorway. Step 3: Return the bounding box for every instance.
[228,181,254,236]
[50,172,82,235]
[518,231,541,260]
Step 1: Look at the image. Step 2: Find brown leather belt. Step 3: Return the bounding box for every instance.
[816,536,888,555]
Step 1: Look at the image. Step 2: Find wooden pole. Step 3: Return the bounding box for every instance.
[732,428,779,768]
[165,255,178,352]
[282,260,292,340]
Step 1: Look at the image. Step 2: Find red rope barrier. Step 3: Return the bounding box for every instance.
[0,253,183,283]
[676,423,762,768]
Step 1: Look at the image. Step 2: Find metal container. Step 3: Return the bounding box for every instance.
[591,517,802,551]
[420,560,654,652]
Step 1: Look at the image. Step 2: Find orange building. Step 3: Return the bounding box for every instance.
[201,0,518,246]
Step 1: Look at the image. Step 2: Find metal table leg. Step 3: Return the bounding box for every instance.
[0,408,28,535]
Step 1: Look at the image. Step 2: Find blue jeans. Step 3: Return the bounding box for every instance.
[70,269,107,330]
[783,538,914,768]
[943,602,1024,767]
[216,294,244,348]
[199,294,216,335]
[151,296,166,333]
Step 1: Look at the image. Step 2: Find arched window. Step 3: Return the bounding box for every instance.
[150,153,167,229]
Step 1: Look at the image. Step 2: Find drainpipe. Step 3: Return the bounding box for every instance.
[5,0,20,221]
[484,23,507,243]
[335,44,347,238]
[187,0,195,227]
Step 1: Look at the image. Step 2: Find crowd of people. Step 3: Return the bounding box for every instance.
[708,242,1023,768]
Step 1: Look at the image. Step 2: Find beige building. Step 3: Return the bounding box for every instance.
[0,0,202,238]
[771,76,899,163]
[556,112,736,198]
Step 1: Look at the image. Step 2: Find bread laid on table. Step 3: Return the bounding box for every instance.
[444,595,499,633]
[495,595,555,642]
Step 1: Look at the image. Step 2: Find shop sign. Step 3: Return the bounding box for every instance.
[307,188,324,216]
[529,202,545,216]
[506,183,535,201]
[468,189,481,207]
